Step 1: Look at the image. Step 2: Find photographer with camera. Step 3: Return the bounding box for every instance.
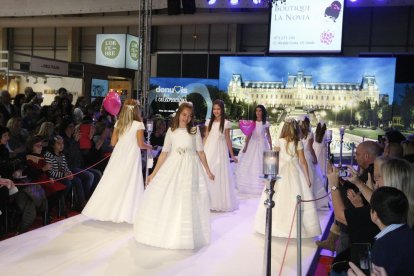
[317,141,382,255]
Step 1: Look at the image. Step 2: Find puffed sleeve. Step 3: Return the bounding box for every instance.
[225,120,231,130]
[195,127,204,152]
[161,128,172,152]
[275,138,281,148]
[297,140,304,151]
[136,121,145,130]
[205,119,210,126]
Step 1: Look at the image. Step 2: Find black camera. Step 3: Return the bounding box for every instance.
[338,167,349,178]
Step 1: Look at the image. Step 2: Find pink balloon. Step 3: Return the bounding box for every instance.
[239,120,256,136]
[103,91,121,116]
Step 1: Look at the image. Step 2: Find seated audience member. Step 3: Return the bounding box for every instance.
[25,135,67,219]
[0,178,18,235]
[44,135,84,210]
[0,90,19,123]
[384,129,406,145]
[21,104,38,132]
[36,121,56,147]
[0,177,37,234]
[401,139,414,163]
[60,119,101,199]
[89,121,113,173]
[328,164,380,274]
[368,187,414,275]
[348,157,414,229]
[6,117,29,159]
[383,142,403,158]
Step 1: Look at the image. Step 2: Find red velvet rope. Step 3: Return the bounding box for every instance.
[14,154,111,186]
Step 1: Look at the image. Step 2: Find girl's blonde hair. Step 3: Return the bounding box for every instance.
[382,158,414,228]
[279,118,300,156]
[37,121,55,138]
[171,102,196,135]
[116,99,142,136]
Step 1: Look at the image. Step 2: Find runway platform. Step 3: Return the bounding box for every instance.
[0,196,332,276]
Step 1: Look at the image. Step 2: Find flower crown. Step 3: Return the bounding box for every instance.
[179,101,193,107]
[284,117,296,123]
[125,103,138,110]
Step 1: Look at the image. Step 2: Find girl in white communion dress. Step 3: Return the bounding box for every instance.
[134,102,215,250]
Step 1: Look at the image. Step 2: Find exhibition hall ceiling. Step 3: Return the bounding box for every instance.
[1,0,414,18]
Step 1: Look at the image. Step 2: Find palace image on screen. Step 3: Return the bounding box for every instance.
[219,56,396,156]
[268,0,344,53]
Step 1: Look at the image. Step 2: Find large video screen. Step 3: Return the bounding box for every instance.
[268,0,344,53]
[219,56,396,155]
[149,78,219,120]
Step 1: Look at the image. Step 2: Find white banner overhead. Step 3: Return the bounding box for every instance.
[30,57,69,76]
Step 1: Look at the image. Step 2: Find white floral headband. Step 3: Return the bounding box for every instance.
[179,101,193,107]
[284,117,296,123]
[126,104,138,110]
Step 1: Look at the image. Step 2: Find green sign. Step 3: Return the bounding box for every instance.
[129,40,139,61]
[101,39,121,59]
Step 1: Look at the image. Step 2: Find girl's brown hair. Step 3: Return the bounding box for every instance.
[279,118,300,156]
[208,99,225,133]
[171,102,196,135]
[116,99,142,136]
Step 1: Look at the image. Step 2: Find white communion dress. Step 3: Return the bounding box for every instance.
[235,121,270,195]
[302,133,330,209]
[134,127,210,250]
[255,138,321,238]
[204,119,238,211]
[82,121,145,224]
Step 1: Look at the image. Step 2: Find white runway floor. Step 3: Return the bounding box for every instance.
[0,196,331,276]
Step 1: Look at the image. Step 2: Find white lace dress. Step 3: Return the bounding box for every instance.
[204,120,238,211]
[235,121,270,195]
[133,127,210,249]
[82,121,145,223]
[255,138,321,238]
[302,133,330,209]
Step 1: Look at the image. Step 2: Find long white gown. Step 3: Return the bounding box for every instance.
[82,121,145,224]
[235,121,270,195]
[313,132,327,176]
[302,133,330,209]
[255,138,321,238]
[204,119,238,211]
[134,127,210,250]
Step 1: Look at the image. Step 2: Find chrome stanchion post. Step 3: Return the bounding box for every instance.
[262,151,279,276]
[297,195,302,276]
[145,119,153,182]
[350,142,355,167]
[339,126,345,167]
[324,130,333,177]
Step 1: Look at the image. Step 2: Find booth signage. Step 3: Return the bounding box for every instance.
[126,34,140,70]
[96,34,126,68]
[96,34,140,70]
[30,57,68,75]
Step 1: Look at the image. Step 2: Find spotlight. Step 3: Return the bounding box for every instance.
[207,0,217,5]
[230,0,239,5]
[252,0,261,4]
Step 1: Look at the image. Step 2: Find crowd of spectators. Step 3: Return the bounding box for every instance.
[0,87,113,236]
[320,129,414,275]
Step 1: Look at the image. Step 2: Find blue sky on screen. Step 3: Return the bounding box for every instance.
[219,57,396,102]
[150,77,218,88]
